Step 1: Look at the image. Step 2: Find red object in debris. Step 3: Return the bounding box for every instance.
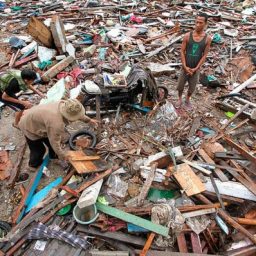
[196,130,205,138]
[57,67,83,86]
[130,15,143,23]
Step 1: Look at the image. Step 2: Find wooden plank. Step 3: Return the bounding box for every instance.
[178,203,228,212]
[7,143,26,188]
[229,160,256,183]
[191,232,202,254]
[96,203,169,237]
[27,17,54,48]
[70,155,100,161]
[177,233,188,253]
[182,208,216,219]
[77,226,147,247]
[173,163,206,196]
[198,149,229,182]
[135,251,217,256]
[204,177,256,202]
[90,251,129,256]
[68,151,105,174]
[182,159,211,175]
[137,163,156,206]
[202,191,244,204]
[41,56,74,82]
[234,217,256,225]
[13,53,38,67]
[224,136,256,166]
[139,233,155,256]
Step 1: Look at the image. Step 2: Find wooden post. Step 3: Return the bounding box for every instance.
[139,233,155,256]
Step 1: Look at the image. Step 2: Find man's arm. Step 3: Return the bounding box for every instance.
[46,125,66,159]
[193,36,212,72]
[27,84,45,98]
[2,81,32,108]
[81,115,99,127]
[181,33,193,75]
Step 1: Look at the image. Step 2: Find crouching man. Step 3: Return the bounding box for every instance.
[0,69,44,126]
[18,99,98,170]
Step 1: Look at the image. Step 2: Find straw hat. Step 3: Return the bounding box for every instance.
[59,99,85,122]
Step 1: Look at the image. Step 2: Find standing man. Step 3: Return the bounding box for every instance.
[176,13,211,109]
[0,69,44,126]
[18,99,98,170]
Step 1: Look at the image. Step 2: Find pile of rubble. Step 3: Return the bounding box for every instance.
[0,0,256,255]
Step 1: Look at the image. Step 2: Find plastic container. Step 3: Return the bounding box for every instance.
[73,204,98,225]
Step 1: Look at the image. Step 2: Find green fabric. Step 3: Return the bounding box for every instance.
[38,60,52,70]
[0,70,27,92]
[147,188,176,202]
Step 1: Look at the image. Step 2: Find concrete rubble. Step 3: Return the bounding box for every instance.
[0,0,256,255]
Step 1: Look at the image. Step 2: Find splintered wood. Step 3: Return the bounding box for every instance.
[173,163,205,196]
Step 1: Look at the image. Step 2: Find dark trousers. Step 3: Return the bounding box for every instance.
[26,137,58,168]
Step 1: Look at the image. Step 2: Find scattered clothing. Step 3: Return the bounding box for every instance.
[27,222,89,250]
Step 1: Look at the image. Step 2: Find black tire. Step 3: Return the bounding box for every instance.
[69,130,97,150]
[157,86,168,101]
[82,94,95,107]
[0,221,11,238]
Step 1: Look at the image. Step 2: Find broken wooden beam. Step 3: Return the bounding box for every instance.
[191,232,202,254]
[13,53,38,68]
[177,233,188,253]
[224,137,256,166]
[178,203,228,212]
[41,56,74,82]
[137,163,157,206]
[182,159,211,175]
[139,233,155,256]
[198,149,229,182]
[182,208,216,219]
[218,160,256,196]
[77,226,148,248]
[7,143,26,188]
[202,191,244,204]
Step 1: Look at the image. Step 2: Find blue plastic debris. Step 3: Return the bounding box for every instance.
[25,177,63,213]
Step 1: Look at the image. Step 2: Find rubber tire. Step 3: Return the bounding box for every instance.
[157,85,168,101]
[69,130,97,150]
[0,221,11,235]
